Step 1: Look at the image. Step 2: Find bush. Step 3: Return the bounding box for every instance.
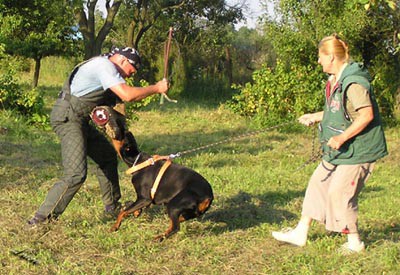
[124,78,157,122]
[227,60,325,126]
[0,69,48,126]
[369,54,400,124]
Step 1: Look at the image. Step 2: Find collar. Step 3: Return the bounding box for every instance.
[330,62,348,86]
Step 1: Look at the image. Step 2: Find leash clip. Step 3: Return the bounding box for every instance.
[168,153,181,159]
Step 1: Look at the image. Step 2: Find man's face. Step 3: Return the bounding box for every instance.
[118,54,137,78]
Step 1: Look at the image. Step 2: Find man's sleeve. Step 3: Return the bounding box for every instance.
[97,60,125,90]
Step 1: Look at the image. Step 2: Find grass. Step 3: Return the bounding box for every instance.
[0,69,399,274]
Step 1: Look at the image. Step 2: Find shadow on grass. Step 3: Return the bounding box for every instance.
[362,224,400,244]
[0,140,59,189]
[202,186,395,240]
[205,190,303,234]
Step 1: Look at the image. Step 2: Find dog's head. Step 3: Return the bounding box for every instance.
[119,131,140,165]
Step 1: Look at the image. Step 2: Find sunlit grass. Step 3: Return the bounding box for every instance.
[0,59,399,274]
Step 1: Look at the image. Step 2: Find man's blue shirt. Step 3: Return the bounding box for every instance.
[70,57,125,97]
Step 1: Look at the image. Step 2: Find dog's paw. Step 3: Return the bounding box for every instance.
[153,234,166,243]
[133,209,142,218]
[109,226,119,233]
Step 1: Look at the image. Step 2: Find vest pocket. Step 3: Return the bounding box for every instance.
[321,123,354,161]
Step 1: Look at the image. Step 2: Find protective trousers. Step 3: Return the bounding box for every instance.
[35,97,121,219]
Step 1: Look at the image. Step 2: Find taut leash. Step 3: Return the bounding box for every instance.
[168,121,296,159]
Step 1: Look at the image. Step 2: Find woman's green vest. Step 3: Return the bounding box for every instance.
[319,62,388,165]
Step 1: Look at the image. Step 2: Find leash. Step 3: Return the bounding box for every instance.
[294,126,322,172]
[169,121,326,172]
[126,120,322,191]
[11,249,40,265]
[168,121,297,159]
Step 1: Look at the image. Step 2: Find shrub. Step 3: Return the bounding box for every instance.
[0,69,48,126]
[369,54,400,124]
[227,60,325,126]
[124,78,157,122]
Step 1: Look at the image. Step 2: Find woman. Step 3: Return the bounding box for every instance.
[272,34,387,253]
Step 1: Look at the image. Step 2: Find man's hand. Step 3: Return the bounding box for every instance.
[156,78,169,94]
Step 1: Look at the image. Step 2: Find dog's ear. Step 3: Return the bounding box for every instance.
[124,131,138,150]
[121,131,140,159]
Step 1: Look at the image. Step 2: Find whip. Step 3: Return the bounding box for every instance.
[160,27,177,104]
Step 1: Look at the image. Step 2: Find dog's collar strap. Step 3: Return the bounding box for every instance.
[125,155,172,200]
[151,159,172,200]
[125,155,170,175]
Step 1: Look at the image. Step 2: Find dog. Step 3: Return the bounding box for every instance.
[110,131,213,241]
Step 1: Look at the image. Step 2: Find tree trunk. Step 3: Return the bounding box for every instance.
[33,57,41,88]
[225,46,233,85]
[75,0,122,59]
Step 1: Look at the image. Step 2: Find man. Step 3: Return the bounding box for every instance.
[27,47,169,227]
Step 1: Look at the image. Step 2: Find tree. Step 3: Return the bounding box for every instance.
[106,0,244,92]
[0,0,77,87]
[231,26,276,84]
[230,0,400,122]
[74,0,123,59]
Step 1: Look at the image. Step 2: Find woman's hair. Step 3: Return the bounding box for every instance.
[318,34,350,62]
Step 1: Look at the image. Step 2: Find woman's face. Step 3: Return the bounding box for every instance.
[318,50,333,74]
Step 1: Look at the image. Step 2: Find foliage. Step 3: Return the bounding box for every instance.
[0,69,48,126]
[227,60,325,125]
[231,27,276,84]
[0,0,78,86]
[74,0,122,59]
[124,78,158,122]
[0,45,48,126]
[229,0,400,122]
[370,53,400,124]
[107,0,244,98]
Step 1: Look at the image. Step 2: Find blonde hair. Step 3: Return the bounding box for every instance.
[318,34,350,62]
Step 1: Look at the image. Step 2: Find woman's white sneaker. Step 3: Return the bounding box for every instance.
[339,241,365,254]
[272,227,307,247]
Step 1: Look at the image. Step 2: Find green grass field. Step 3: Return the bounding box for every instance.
[0,63,399,274]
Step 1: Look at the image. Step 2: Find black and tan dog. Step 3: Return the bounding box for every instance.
[110,131,213,241]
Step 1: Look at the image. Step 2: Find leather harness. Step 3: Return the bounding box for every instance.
[125,155,172,200]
